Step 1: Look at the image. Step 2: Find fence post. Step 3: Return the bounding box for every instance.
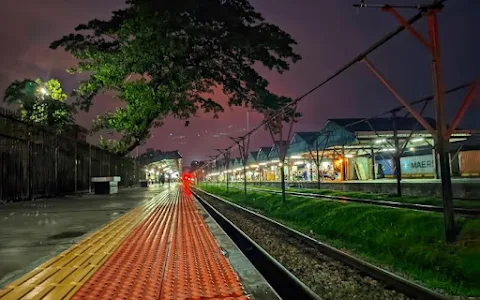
[108,153,111,175]
[54,134,58,194]
[88,144,92,193]
[28,127,33,200]
[74,140,78,194]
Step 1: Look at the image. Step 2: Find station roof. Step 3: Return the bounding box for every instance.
[448,134,480,151]
[137,149,183,175]
[257,147,272,162]
[269,141,289,160]
[326,117,437,133]
[247,151,259,165]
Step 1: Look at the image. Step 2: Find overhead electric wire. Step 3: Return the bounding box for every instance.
[211,79,474,159]
[197,0,455,169]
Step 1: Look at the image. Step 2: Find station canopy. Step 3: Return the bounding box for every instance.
[137,150,183,177]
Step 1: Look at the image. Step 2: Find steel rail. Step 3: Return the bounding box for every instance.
[192,186,447,300]
[226,185,480,217]
[190,188,322,300]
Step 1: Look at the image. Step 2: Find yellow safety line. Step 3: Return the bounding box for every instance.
[0,191,168,300]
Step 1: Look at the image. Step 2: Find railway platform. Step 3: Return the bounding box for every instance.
[0,185,275,300]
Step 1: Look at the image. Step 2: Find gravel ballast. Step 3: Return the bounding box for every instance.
[198,191,412,300]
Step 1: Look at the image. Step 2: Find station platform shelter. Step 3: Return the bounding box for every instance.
[0,185,273,300]
[206,118,479,184]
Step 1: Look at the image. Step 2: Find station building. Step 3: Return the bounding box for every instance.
[207,117,479,183]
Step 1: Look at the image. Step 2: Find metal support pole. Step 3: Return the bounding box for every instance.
[315,140,321,189]
[54,134,59,194]
[392,112,402,196]
[363,58,437,136]
[27,128,33,200]
[226,153,230,193]
[88,144,92,193]
[432,147,439,179]
[371,147,376,180]
[445,83,478,139]
[74,141,78,194]
[428,11,456,243]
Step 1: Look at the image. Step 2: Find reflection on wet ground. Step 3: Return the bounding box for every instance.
[0,186,166,286]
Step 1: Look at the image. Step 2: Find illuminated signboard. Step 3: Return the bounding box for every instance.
[400,155,435,175]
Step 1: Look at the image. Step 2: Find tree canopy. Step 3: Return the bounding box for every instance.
[51,0,301,155]
[3,78,75,131]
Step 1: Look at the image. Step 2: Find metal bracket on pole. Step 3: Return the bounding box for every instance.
[215,148,231,192]
[362,58,437,137]
[382,6,432,52]
[445,82,479,139]
[231,136,250,196]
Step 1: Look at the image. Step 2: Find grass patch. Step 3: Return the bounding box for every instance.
[224,183,480,209]
[199,184,480,297]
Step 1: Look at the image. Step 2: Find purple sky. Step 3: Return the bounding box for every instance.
[1,0,479,164]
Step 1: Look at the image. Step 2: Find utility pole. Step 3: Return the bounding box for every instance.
[216,148,231,193]
[315,139,321,189]
[392,111,402,196]
[231,137,250,197]
[355,0,456,242]
[427,7,455,242]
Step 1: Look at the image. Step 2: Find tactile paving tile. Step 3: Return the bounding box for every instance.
[72,186,248,300]
[0,192,167,300]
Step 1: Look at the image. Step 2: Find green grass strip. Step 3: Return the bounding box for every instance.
[199,184,480,297]
[227,183,480,209]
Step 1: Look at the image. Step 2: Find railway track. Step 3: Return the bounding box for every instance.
[191,187,447,300]
[228,185,480,217]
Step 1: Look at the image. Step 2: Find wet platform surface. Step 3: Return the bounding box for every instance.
[0,185,275,300]
[0,187,162,285]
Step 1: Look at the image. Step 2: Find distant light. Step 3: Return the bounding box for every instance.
[380,148,396,152]
[375,139,386,144]
[306,163,311,168]
[411,138,424,143]
[345,154,354,158]
[278,163,283,167]
[259,163,267,166]
[290,155,302,159]
[410,147,415,152]
[40,87,48,95]
[293,161,305,165]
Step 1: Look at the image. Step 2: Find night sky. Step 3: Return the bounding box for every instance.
[1,0,479,164]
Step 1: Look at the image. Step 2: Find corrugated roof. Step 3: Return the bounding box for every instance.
[327,117,437,132]
[259,147,272,156]
[294,132,321,145]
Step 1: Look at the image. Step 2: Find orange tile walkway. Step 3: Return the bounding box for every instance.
[0,186,247,300]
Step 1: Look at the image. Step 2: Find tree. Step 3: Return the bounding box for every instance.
[256,92,301,202]
[50,0,301,155]
[3,78,75,131]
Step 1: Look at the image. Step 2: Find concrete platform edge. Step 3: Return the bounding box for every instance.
[194,197,280,300]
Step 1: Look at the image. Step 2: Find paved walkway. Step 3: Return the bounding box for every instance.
[0,185,271,300]
[0,187,161,284]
